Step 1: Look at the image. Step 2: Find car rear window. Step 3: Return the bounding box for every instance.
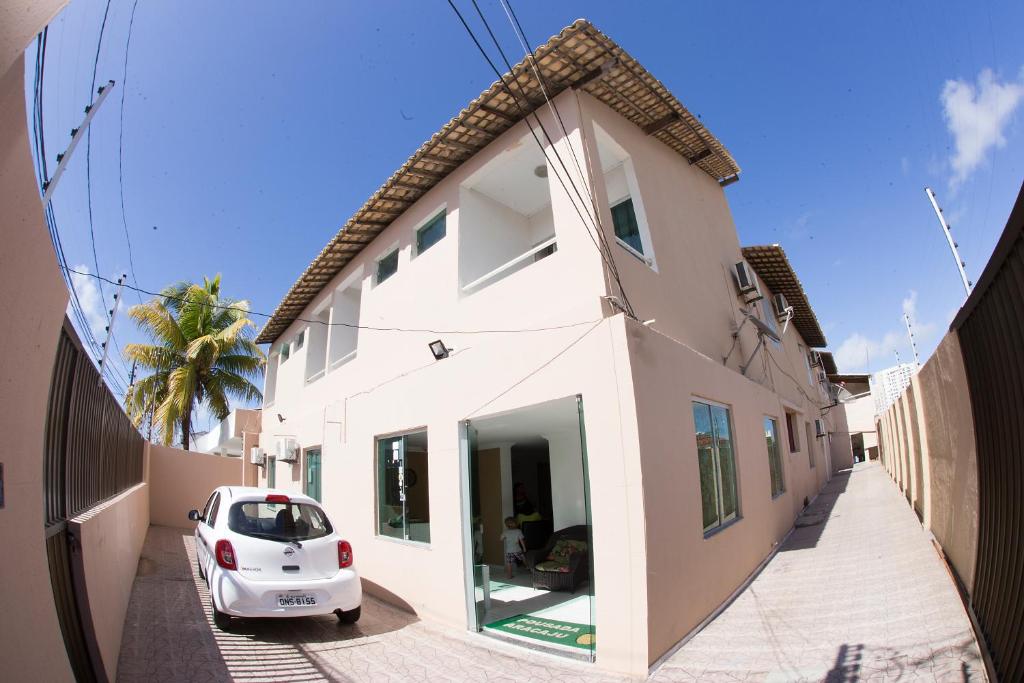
[228,501,333,542]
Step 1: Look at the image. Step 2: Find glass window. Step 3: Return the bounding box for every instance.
[294,330,304,351]
[761,298,781,348]
[765,418,785,498]
[376,432,430,543]
[807,422,816,468]
[785,412,800,453]
[228,501,333,542]
[208,493,222,527]
[611,197,643,254]
[201,492,217,526]
[416,213,446,255]
[692,401,740,533]
[280,343,290,363]
[377,249,399,284]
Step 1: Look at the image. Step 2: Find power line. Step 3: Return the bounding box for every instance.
[117,0,143,305]
[447,0,636,319]
[85,0,114,313]
[60,266,605,336]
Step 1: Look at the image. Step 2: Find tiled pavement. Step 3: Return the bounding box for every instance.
[650,462,985,682]
[117,525,627,683]
[118,461,984,682]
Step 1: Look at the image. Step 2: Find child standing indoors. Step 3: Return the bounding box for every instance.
[500,516,527,579]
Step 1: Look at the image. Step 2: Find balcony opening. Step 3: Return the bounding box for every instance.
[304,300,330,384]
[328,279,362,369]
[264,353,279,406]
[459,133,556,292]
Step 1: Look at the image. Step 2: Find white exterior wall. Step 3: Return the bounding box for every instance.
[259,91,846,675]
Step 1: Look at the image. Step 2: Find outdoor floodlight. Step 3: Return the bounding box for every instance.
[429,340,451,360]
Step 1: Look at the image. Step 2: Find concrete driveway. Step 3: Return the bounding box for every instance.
[116,526,625,682]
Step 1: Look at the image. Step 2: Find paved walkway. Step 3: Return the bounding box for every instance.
[118,462,983,682]
[650,462,985,682]
[117,525,627,683]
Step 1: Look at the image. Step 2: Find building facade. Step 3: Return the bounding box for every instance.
[871,363,916,415]
[253,21,851,676]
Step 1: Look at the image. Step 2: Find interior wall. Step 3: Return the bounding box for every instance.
[148,443,244,528]
[404,449,430,523]
[877,330,979,591]
[69,483,149,682]
[459,187,532,284]
[476,448,504,565]
[546,431,587,529]
[0,2,73,674]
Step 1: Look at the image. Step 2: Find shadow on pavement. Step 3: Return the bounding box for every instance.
[118,525,417,682]
[780,467,852,552]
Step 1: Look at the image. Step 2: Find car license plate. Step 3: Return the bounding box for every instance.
[277,593,316,607]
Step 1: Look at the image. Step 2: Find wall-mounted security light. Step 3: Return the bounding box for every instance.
[429,340,451,360]
[533,164,548,178]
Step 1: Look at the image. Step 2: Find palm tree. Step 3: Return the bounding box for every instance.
[124,275,265,449]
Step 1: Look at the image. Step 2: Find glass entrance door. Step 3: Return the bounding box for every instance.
[305,449,321,501]
[459,420,486,630]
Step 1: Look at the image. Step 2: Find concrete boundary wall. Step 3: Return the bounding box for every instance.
[876,330,979,591]
[69,483,149,682]
[148,443,246,528]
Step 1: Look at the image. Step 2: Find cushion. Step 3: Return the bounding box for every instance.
[546,539,587,562]
[535,560,571,573]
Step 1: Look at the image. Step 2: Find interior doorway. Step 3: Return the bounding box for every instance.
[460,395,595,660]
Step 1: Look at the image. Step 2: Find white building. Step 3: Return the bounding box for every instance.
[252,20,851,676]
[871,363,916,415]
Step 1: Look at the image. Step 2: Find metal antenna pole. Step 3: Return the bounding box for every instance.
[904,313,921,367]
[925,187,972,296]
[41,80,116,203]
[97,274,126,387]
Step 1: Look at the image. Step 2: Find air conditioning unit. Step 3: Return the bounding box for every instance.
[809,350,822,368]
[249,447,265,465]
[817,370,828,383]
[277,438,299,463]
[733,261,760,297]
[772,293,791,320]
[814,419,826,438]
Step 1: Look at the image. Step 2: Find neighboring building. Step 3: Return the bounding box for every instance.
[253,20,851,676]
[826,364,876,463]
[192,408,261,457]
[871,363,916,415]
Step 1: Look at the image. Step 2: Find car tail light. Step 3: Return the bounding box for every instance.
[338,540,353,568]
[215,539,237,570]
[266,494,290,504]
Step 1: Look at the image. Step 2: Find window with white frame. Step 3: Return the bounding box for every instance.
[415,211,446,256]
[765,417,785,498]
[329,277,362,368]
[594,123,655,267]
[692,400,739,533]
[305,302,330,383]
[280,341,291,363]
[376,248,399,285]
[264,353,279,405]
[761,297,782,349]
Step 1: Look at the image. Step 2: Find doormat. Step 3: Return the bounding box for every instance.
[485,614,594,649]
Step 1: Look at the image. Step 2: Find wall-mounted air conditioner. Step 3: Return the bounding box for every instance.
[772,293,792,321]
[277,437,299,463]
[733,261,761,298]
[814,419,826,438]
[249,447,265,466]
[817,370,828,383]
[809,350,822,367]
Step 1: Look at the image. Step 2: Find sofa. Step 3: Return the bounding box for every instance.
[528,524,590,593]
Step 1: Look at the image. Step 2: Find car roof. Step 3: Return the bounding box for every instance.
[217,486,319,505]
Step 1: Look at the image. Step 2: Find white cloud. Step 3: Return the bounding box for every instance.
[834,291,937,372]
[942,67,1024,188]
[67,264,108,341]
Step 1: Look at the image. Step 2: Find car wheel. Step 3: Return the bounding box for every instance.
[335,606,361,624]
[212,601,232,631]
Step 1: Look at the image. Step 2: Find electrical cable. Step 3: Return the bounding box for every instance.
[117,0,143,305]
[466,0,635,318]
[447,0,636,319]
[60,266,605,336]
[85,0,114,313]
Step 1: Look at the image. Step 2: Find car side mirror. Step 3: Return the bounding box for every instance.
[188,509,202,522]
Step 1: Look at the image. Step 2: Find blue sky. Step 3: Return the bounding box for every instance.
[28,1,1024,426]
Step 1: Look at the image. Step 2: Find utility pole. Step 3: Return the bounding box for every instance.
[42,81,116,203]
[904,313,921,367]
[925,187,972,296]
[97,275,126,387]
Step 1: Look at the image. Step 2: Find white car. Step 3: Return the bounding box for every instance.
[188,487,361,630]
